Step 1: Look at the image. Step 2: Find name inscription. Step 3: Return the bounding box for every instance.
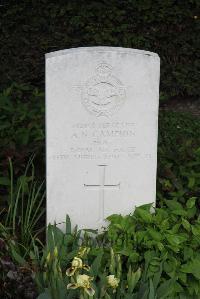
[50,121,152,161]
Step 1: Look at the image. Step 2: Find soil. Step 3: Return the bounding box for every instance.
[160,97,200,118]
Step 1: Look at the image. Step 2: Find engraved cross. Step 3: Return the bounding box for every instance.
[84,165,120,222]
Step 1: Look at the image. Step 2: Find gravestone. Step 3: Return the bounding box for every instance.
[46,47,160,230]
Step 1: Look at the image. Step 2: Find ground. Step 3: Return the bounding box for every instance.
[161,97,200,118]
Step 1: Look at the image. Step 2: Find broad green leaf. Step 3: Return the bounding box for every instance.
[134,207,152,223]
[153,262,163,290]
[107,214,123,224]
[187,205,197,219]
[148,228,162,241]
[165,199,183,211]
[191,225,200,236]
[182,218,191,231]
[186,197,196,209]
[156,278,174,298]
[137,203,153,211]
[166,234,187,246]
[178,272,187,284]
[188,177,195,189]
[181,258,200,279]
[184,247,194,261]
[90,250,103,278]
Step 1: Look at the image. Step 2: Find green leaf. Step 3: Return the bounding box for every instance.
[134,207,152,223]
[65,215,71,234]
[156,279,174,298]
[186,197,196,209]
[127,267,141,292]
[181,258,200,279]
[191,225,200,236]
[137,203,153,211]
[37,290,51,299]
[107,214,123,225]
[165,199,183,211]
[148,228,162,241]
[187,205,197,219]
[90,250,103,278]
[138,281,149,299]
[166,234,187,247]
[153,262,163,290]
[182,218,191,231]
[10,247,26,265]
[165,199,186,215]
[149,279,155,299]
[188,177,195,189]
[129,251,139,263]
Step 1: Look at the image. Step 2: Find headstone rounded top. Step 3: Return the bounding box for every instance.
[45,46,159,60]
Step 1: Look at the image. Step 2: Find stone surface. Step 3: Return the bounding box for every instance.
[46,47,160,230]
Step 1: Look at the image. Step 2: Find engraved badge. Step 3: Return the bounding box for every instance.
[82,63,126,117]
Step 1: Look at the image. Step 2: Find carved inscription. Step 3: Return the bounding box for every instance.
[82,63,126,117]
[49,121,152,161]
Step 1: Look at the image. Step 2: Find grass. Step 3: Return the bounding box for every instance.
[2,156,45,253]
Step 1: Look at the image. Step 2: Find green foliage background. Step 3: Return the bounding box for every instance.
[0,2,200,298]
[0,0,199,214]
[0,0,199,99]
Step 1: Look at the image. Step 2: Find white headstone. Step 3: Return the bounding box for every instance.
[46,47,160,230]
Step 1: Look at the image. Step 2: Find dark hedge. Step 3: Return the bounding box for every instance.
[0,0,199,99]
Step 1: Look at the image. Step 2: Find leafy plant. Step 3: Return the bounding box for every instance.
[106,203,200,298]
[31,218,82,299]
[157,111,200,206]
[0,83,44,183]
[1,156,45,254]
[30,202,200,298]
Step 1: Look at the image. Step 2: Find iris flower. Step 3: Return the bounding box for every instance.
[67,274,95,296]
[66,257,90,276]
